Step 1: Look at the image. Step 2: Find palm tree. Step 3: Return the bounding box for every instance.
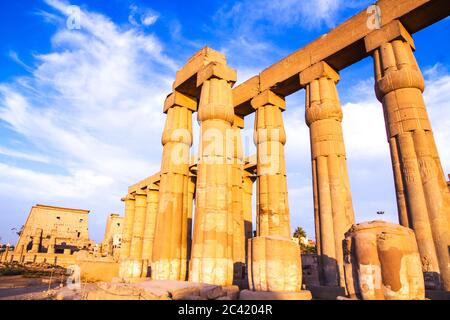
[293,226,307,239]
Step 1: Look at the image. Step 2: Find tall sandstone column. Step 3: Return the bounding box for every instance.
[242,165,256,256]
[252,90,290,238]
[152,91,196,281]
[119,194,135,277]
[189,61,237,286]
[123,190,147,278]
[231,114,246,282]
[247,90,303,293]
[186,172,196,262]
[300,61,355,288]
[365,20,450,290]
[141,184,159,277]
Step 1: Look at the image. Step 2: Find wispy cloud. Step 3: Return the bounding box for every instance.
[0,0,178,241]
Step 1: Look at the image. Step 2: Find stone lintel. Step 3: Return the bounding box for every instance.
[233,114,244,129]
[250,90,285,111]
[163,91,197,113]
[233,75,260,116]
[121,193,135,202]
[173,47,226,96]
[299,61,340,87]
[135,189,147,196]
[365,20,415,54]
[128,172,161,194]
[146,183,159,191]
[196,62,237,88]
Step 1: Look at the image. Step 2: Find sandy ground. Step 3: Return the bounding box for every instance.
[0,275,96,300]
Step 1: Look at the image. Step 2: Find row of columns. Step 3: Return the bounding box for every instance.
[122,20,448,292]
[119,185,159,278]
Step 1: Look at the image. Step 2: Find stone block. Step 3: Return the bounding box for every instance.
[239,289,312,300]
[365,20,415,53]
[299,61,339,86]
[343,220,425,300]
[248,236,302,292]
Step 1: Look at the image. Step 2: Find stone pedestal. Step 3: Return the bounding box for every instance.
[365,20,450,291]
[300,61,355,288]
[343,220,425,300]
[248,236,302,292]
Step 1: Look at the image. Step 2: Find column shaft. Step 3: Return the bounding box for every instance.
[119,194,135,261]
[253,94,290,238]
[371,36,450,290]
[189,64,237,286]
[302,62,355,288]
[152,93,194,281]
[141,187,159,277]
[242,172,255,255]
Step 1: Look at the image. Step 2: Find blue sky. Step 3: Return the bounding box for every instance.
[0,0,449,244]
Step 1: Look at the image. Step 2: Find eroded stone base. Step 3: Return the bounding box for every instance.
[239,290,312,300]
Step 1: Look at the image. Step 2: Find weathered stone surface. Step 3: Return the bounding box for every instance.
[343,220,425,300]
[248,236,302,292]
[239,289,312,300]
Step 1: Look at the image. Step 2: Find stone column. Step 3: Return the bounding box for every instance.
[30,228,42,253]
[189,61,237,286]
[242,169,256,255]
[186,172,196,262]
[365,20,450,290]
[141,184,159,277]
[300,61,355,288]
[231,114,245,283]
[123,190,147,278]
[119,193,135,276]
[252,90,290,238]
[47,229,57,254]
[247,90,305,295]
[343,221,425,300]
[152,91,196,281]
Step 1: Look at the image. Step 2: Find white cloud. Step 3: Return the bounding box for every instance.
[128,4,159,27]
[0,0,176,242]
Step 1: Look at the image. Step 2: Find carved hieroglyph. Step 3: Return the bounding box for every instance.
[344,221,425,300]
[366,20,450,291]
[300,61,355,288]
[189,62,237,286]
[152,91,196,281]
